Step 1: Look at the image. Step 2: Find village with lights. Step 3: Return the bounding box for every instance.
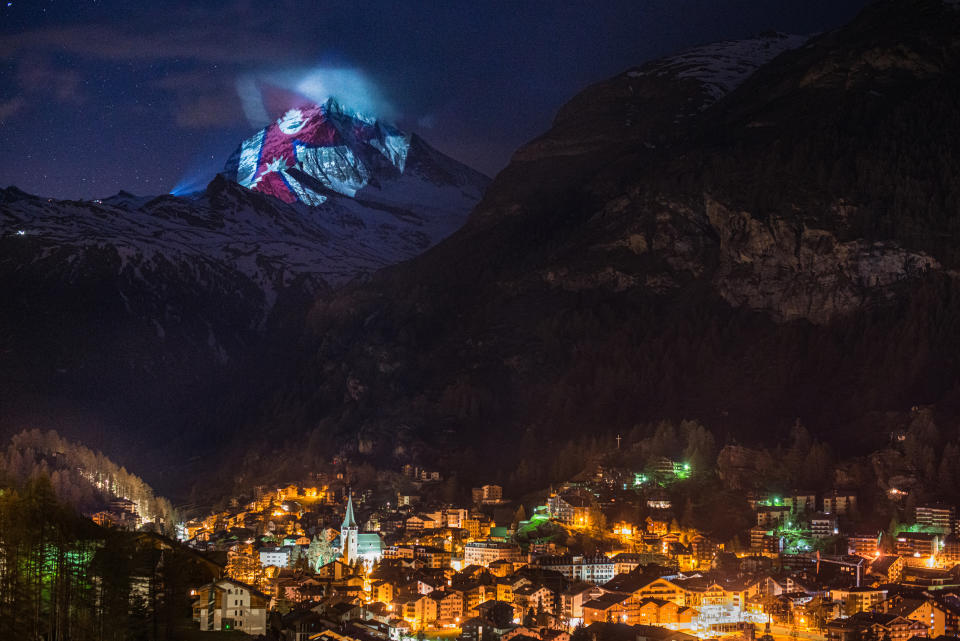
[8,3,960,641]
[173,420,960,641]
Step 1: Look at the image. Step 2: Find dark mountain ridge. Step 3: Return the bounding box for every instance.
[205,0,960,495]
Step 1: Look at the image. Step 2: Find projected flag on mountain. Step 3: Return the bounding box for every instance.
[231,100,409,206]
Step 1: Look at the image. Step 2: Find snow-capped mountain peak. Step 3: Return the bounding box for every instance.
[223,97,484,214]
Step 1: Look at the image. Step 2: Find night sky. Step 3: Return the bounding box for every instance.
[1,0,870,200]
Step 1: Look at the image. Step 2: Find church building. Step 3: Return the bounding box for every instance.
[339,493,385,567]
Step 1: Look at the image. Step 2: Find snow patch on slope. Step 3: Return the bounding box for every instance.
[630,33,809,103]
[0,172,481,313]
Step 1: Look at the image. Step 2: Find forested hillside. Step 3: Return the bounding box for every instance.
[0,475,219,640]
[0,429,175,528]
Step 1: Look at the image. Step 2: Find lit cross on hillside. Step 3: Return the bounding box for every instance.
[616,434,622,449]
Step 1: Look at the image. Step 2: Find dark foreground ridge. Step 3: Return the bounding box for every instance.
[216,0,960,494]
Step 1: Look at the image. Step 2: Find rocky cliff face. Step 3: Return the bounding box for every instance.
[704,197,939,323]
[534,190,942,324]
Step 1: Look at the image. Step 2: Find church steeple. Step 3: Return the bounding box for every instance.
[342,492,356,530]
[341,491,359,566]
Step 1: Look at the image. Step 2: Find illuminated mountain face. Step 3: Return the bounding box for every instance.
[228,99,413,205]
